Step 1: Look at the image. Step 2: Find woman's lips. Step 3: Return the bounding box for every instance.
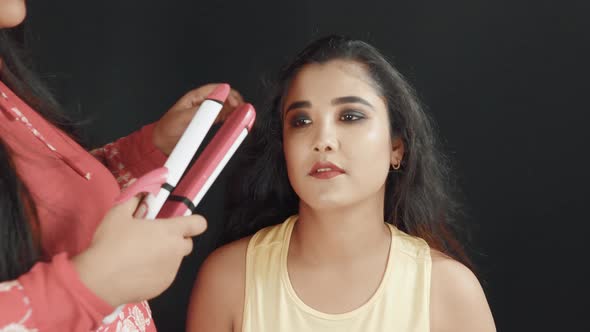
[309,162,345,179]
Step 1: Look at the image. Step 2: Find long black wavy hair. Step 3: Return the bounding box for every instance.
[0,27,76,280]
[225,35,471,267]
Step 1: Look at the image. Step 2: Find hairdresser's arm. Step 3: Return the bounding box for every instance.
[90,123,167,187]
[429,250,496,332]
[1,196,206,331]
[186,237,250,332]
[91,84,243,187]
[0,254,116,331]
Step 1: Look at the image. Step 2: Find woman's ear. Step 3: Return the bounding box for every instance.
[390,137,405,169]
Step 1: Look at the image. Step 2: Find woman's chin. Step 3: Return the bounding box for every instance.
[301,196,348,213]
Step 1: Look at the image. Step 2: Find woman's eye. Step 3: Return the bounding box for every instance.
[340,111,365,122]
[292,117,312,127]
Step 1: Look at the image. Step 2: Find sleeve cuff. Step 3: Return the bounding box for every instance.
[52,253,115,317]
[137,122,167,167]
[17,253,115,329]
[127,122,167,175]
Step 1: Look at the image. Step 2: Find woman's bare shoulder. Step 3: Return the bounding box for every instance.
[186,236,253,332]
[206,236,252,274]
[429,249,496,332]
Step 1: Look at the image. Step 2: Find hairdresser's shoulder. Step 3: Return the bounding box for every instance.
[429,249,496,332]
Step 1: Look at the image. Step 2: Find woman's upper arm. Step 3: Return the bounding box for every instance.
[186,238,249,332]
[430,250,496,332]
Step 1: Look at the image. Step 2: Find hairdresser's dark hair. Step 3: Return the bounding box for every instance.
[0,141,39,280]
[225,35,471,267]
[0,29,76,134]
[0,28,76,280]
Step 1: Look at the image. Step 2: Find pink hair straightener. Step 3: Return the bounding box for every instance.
[107,84,255,324]
[116,83,256,219]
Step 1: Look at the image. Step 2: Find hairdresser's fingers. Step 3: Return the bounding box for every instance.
[178,238,195,256]
[216,106,231,123]
[227,89,244,108]
[113,191,142,211]
[189,95,206,108]
[172,93,203,110]
[174,85,214,109]
[157,214,208,238]
[216,93,245,123]
[177,107,198,126]
[178,215,208,237]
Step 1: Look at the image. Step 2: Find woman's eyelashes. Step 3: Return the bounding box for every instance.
[286,107,368,128]
[289,114,312,128]
[339,109,366,122]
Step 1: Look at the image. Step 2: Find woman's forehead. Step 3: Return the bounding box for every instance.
[283,60,384,109]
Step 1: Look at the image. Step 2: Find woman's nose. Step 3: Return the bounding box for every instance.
[312,122,338,152]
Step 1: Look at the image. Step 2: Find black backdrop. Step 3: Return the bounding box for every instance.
[22,1,589,331]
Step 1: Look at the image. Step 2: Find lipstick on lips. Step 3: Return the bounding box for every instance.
[309,161,345,179]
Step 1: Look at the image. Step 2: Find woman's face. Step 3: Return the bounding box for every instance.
[282,59,404,212]
[0,0,26,29]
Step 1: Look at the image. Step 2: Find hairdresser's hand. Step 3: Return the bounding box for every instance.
[73,195,207,307]
[153,83,245,155]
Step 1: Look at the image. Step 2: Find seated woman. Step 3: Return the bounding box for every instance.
[186,35,496,332]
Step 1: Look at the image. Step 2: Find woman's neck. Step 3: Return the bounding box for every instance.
[290,196,390,265]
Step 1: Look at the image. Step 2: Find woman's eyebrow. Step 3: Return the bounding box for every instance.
[331,96,374,110]
[285,100,311,114]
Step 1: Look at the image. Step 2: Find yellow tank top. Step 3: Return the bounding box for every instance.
[241,215,432,332]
